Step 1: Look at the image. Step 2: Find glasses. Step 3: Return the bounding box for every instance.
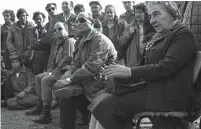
[47,7,55,12]
[53,27,63,32]
[75,17,87,24]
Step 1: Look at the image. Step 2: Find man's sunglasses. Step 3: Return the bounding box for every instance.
[75,17,88,24]
[47,7,55,12]
[53,27,63,32]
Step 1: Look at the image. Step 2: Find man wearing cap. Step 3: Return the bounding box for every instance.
[5,54,40,110]
[6,8,34,70]
[53,12,117,129]
[89,1,105,24]
[120,1,136,24]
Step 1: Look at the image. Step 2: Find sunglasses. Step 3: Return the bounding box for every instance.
[53,27,63,32]
[76,17,88,24]
[47,7,55,12]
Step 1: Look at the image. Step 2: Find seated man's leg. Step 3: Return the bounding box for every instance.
[33,74,57,124]
[60,93,90,129]
[25,72,48,115]
[18,94,40,109]
[7,97,24,110]
[92,89,148,129]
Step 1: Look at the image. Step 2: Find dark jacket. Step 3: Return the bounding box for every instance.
[6,67,35,94]
[130,22,196,111]
[102,17,127,54]
[70,29,117,101]
[6,21,34,62]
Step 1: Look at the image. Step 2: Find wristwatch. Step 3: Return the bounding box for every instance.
[66,78,72,83]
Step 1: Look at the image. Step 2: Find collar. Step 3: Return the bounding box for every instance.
[82,29,96,42]
[122,11,135,16]
[9,67,26,75]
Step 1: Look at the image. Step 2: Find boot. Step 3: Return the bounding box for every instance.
[25,98,43,115]
[33,104,52,124]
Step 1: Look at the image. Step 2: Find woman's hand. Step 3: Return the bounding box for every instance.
[102,64,131,78]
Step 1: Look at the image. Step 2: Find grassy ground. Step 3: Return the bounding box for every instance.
[1,107,88,129]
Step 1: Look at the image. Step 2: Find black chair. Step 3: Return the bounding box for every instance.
[134,51,201,129]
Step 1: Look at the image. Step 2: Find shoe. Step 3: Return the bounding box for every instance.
[33,113,52,124]
[25,99,43,115]
[51,100,59,109]
[54,85,83,99]
[33,105,52,124]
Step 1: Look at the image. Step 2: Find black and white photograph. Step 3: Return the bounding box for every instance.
[0,1,201,129]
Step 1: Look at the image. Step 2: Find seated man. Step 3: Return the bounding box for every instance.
[25,21,75,124]
[53,12,117,129]
[5,54,40,110]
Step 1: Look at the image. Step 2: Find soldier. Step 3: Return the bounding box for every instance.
[1,9,15,70]
[89,1,105,24]
[5,54,40,110]
[119,1,135,24]
[6,8,34,70]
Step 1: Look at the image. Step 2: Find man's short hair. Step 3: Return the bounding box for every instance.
[16,8,29,19]
[2,9,15,22]
[74,4,85,13]
[45,3,57,11]
[32,11,46,20]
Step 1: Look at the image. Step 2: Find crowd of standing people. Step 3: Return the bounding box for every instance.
[1,1,201,129]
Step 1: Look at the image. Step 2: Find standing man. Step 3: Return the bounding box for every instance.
[6,8,34,70]
[45,3,57,33]
[1,9,15,70]
[30,11,50,75]
[119,1,135,24]
[89,1,105,24]
[50,1,76,36]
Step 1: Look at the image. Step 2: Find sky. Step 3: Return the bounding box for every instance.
[0,0,144,25]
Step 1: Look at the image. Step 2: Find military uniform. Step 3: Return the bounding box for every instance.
[6,55,39,110]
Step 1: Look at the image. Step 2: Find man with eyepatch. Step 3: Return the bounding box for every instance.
[25,22,75,124]
[53,12,117,129]
[45,3,57,33]
[89,1,105,24]
[120,1,136,24]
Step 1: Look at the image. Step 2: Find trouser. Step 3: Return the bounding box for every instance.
[35,72,49,97]
[33,51,49,75]
[41,74,58,105]
[60,93,90,129]
[7,93,39,110]
[92,89,149,129]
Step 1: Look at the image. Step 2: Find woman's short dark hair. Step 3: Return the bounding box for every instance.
[32,11,46,20]
[16,8,29,19]
[74,4,85,13]
[2,9,15,22]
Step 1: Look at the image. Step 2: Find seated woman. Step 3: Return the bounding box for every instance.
[5,54,40,110]
[89,3,156,129]
[90,2,197,129]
